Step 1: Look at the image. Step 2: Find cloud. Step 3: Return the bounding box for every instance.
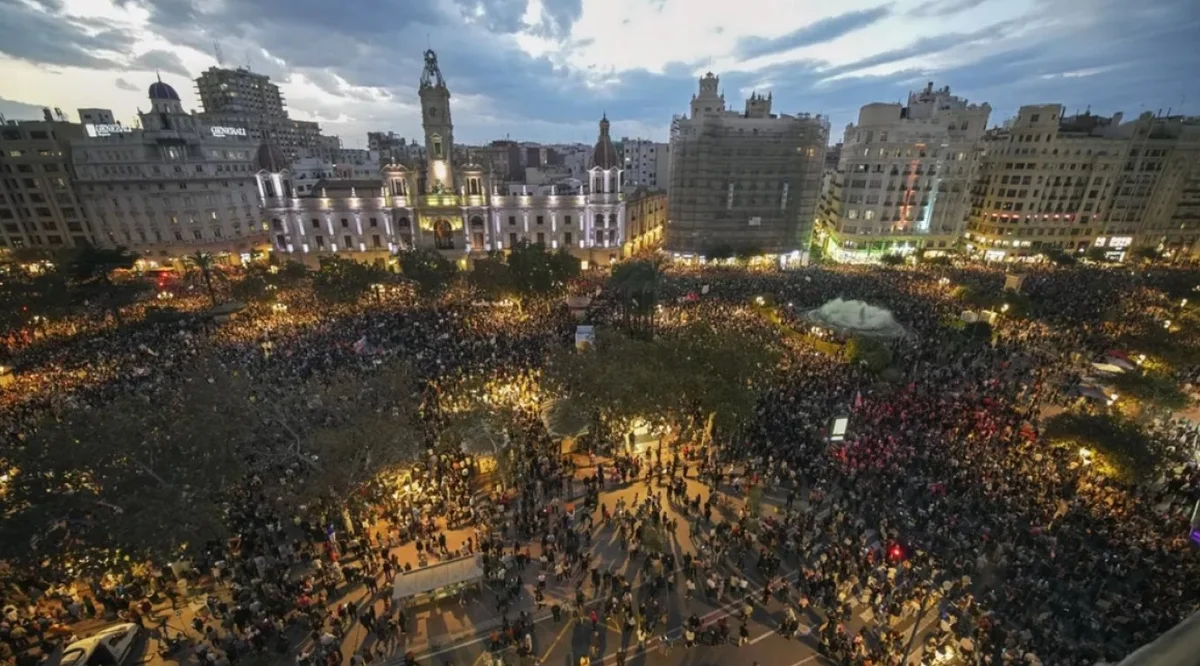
[907,0,988,17]
[114,77,138,91]
[1,0,1197,146]
[130,49,190,77]
[735,5,894,60]
[0,0,133,69]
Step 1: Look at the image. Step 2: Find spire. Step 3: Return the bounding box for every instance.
[156,70,162,84]
[420,49,447,90]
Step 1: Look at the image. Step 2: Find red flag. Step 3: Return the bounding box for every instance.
[854,391,863,409]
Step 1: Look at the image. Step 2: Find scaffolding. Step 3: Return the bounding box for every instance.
[667,112,828,255]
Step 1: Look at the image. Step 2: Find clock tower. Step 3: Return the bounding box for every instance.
[419,49,454,194]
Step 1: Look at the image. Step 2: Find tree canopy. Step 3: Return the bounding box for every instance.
[608,258,665,337]
[0,357,422,569]
[312,255,388,303]
[1043,411,1171,483]
[547,323,780,433]
[397,248,458,295]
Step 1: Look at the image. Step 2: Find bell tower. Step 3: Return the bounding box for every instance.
[419,49,454,194]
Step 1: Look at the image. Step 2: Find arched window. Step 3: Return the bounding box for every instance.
[595,213,604,227]
[593,175,603,193]
[608,213,617,227]
[431,134,443,160]
[469,178,480,195]
[263,179,275,198]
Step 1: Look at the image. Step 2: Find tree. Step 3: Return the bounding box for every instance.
[185,250,222,306]
[469,254,515,301]
[230,268,275,304]
[1044,249,1077,266]
[705,243,734,261]
[279,260,310,284]
[547,324,779,434]
[1085,246,1110,263]
[1132,247,1162,263]
[845,336,893,372]
[65,244,144,324]
[735,246,763,263]
[608,257,665,338]
[548,248,581,286]
[312,255,386,303]
[1043,412,1171,483]
[0,268,73,332]
[397,248,457,295]
[0,367,255,567]
[1110,369,1191,413]
[879,253,905,266]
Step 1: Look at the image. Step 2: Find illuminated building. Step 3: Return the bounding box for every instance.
[258,50,627,266]
[966,107,1200,261]
[818,82,990,262]
[70,79,270,263]
[0,110,93,250]
[667,73,827,258]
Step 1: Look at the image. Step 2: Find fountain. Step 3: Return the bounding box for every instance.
[804,298,908,339]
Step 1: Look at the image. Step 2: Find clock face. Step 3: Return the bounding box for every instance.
[427,107,438,118]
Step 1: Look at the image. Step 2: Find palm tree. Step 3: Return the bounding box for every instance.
[609,257,664,338]
[186,250,221,306]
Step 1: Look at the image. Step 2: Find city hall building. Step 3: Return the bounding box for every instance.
[259,49,627,266]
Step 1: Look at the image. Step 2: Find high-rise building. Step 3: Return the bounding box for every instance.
[965,107,1200,260]
[621,138,670,191]
[77,108,115,125]
[194,67,337,162]
[817,83,990,262]
[0,115,93,250]
[70,80,268,263]
[667,73,827,258]
[195,67,286,118]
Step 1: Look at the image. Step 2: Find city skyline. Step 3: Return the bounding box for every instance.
[0,0,1197,147]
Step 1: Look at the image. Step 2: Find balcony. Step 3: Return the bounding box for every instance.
[421,194,461,208]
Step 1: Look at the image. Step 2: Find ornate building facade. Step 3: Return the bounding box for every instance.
[259,50,627,266]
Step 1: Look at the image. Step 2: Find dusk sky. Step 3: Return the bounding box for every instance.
[1,0,1197,147]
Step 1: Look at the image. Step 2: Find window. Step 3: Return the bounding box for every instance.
[315,235,325,248]
[509,232,518,247]
[536,232,545,245]
[508,215,517,226]
[369,217,378,227]
[564,215,572,225]
[276,234,287,248]
[340,218,349,228]
[192,229,203,240]
[564,231,573,246]
[536,215,544,225]
[311,218,320,229]
[372,234,381,248]
[343,235,352,248]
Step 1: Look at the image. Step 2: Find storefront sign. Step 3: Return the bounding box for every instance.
[85,124,133,138]
[210,126,248,138]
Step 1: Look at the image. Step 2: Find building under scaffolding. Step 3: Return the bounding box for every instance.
[666,73,828,256]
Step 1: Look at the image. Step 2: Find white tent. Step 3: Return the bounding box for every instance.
[391,554,483,601]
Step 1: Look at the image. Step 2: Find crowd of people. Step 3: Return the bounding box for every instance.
[0,260,1197,666]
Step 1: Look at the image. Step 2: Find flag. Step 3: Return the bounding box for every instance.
[854,391,863,409]
[353,336,369,354]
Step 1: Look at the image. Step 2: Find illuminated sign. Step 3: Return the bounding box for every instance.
[210,126,248,138]
[85,124,133,137]
[1108,236,1133,249]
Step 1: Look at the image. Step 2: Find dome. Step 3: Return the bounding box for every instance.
[148,81,180,101]
[255,142,290,172]
[381,163,408,173]
[590,114,619,169]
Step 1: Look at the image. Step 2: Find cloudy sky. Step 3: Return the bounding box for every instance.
[1,0,1196,147]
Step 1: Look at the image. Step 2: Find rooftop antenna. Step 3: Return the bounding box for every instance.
[213,40,224,67]
[245,49,252,71]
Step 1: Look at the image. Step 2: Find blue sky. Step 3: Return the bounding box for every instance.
[0,0,1197,147]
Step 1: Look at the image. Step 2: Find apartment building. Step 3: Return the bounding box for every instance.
[966,107,1200,260]
[622,138,670,191]
[818,83,990,262]
[0,114,93,250]
[668,73,827,257]
[195,66,286,118]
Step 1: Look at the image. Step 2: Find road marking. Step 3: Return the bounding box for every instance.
[786,656,821,666]
[749,630,774,645]
[537,619,575,664]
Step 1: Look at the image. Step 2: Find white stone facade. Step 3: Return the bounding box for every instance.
[259,50,627,266]
[621,138,669,191]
